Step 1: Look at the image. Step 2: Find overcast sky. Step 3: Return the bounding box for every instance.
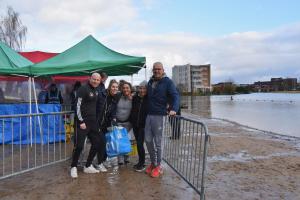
[1,0,300,84]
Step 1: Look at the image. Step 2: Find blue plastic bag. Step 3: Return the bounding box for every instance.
[105,126,132,157]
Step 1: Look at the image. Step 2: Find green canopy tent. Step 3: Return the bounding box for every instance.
[0,42,37,145]
[0,41,33,75]
[0,41,34,106]
[28,35,146,77]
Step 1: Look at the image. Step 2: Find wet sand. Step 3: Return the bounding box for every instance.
[1,113,300,199]
[183,113,300,200]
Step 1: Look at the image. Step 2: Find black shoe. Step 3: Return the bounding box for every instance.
[133,163,139,169]
[118,162,124,166]
[125,160,130,164]
[135,164,146,172]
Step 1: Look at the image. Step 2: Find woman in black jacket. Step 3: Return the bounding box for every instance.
[130,80,148,172]
[96,79,120,171]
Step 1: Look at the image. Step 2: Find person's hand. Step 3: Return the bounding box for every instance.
[111,118,118,126]
[169,110,176,116]
[128,93,133,100]
[80,123,87,130]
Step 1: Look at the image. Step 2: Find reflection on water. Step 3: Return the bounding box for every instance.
[181,96,211,118]
[181,93,300,137]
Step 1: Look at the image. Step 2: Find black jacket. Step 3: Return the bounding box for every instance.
[97,89,119,133]
[130,94,148,128]
[76,83,98,123]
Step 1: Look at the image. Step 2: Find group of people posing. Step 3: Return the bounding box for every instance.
[70,62,180,179]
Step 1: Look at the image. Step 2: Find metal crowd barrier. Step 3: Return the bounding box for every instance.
[0,111,74,180]
[163,116,209,200]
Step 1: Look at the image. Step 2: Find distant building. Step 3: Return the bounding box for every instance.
[212,82,235,95]
[253,77,297,92]
[172,64,211,93]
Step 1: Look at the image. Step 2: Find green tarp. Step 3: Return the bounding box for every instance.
[28,35,146,76]
[0,41,33,75]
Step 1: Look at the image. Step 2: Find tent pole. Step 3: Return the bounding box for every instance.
[145,65,147,80]
[131,75,133,85]
[28,77,33,147]
[32,78,43,145]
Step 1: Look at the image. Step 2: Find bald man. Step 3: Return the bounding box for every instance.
[145,62,179,178]
[70,73,103,178]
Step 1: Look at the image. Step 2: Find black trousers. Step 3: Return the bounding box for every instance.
[169,116,181,139]
[133,127,145,165]
[71,120,102,168]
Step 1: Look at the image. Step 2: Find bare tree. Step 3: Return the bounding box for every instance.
[0,6,27,51]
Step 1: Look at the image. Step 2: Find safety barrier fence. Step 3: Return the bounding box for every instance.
[163,116,209,200]
[0,111,74,180]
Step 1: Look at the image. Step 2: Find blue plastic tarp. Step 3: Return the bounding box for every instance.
[0,104,66,144]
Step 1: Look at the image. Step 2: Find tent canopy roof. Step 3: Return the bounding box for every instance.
[0,42,33,75]
[29,35,146,76]
[19,51,59,63]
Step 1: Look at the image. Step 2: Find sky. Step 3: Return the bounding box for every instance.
[1,0,300,84]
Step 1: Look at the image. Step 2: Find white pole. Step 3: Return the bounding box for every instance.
[131,74,133,85]
[32,78,43,145]
[145,65,147,80]
[28,77,32,147]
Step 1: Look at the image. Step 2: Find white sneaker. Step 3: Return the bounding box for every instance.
[70,167,78,178]
[97,163,108,172]
[104,160,112,168]
[113,165,119,171]
[83,165,100,174]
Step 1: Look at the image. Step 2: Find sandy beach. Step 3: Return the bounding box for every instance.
[0,113,300,200]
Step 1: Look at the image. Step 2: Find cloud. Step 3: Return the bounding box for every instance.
[102,24,300,84]
[1,0,300,84]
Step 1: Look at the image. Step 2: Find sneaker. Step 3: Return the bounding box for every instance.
[151,165,163,178]
[83,165,100,174]
[70,167,78,178]
[96,163,108,172]
[113,165,119,171]
[104,160,112,168]
[135,164,146,172]
[133,163,139,169]
[145,164,155,175]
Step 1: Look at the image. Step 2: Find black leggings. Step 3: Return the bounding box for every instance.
[133,127,145,165]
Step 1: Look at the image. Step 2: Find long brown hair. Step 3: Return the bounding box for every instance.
[107,79,118,95]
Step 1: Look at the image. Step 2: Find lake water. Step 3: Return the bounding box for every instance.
[181,93,300,137]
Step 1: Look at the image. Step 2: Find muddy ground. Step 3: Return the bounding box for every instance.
[1,113,300,200]
[0,160,200,200]
[196,114,300,200]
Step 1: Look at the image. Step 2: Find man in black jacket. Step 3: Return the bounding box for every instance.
[70,73,103,178]
[130,80,148,172]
